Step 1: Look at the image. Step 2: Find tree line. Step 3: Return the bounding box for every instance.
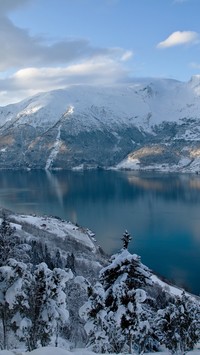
[0,214,200,354]
[80,231,200,354]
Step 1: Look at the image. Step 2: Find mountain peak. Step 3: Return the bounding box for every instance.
[1,79,200,171]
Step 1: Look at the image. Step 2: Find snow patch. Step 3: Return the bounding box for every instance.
[116,158,140,170]
[1,344,199,355]
[45,124,62,170]
[63,105,74,116]
[72,164,84,171]
[11,214,96,251]
[17,104,43,117]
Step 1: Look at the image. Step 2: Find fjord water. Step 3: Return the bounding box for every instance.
[0,170,200,295]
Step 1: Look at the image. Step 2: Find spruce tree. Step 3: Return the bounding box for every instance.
[121,230,132,249]
[80,282,111,353]
[42,266,73,347]
[81,231,153,353]
[155,292,200,354]
[54,249,63,269]
[0,259,28,349]
[0,212,29,266]
[65,277,88,347]
[27,262,49,350]
[0,213,17,266]
[21,262,73,350]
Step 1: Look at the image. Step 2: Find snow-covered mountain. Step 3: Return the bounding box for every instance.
[1,76,200,171]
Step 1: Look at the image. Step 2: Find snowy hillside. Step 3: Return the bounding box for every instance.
[3,208,107,281]
[0,346,200,355]
[0,209,200,354]
[0,77,200,170]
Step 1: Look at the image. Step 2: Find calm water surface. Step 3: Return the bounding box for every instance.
[0,170,200,295]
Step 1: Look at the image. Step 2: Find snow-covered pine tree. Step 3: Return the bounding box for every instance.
[22,262,73,350]
[54,249,63,269]
[29,240,53,269]
[65,276,89,347]
[80,282,112,353]
[135,309,158,354]
[121,230,132,249]
[10,267,32,348]
[42,266,73,347]
[119,288,147,354]
[0,213,17,266]
[81,231,153,353]
[100,230,152,292]
[66,253,75,274]
[155,292,200,354]
[0,258,28,349]
[25,262,49,350]
[0,212,30,266]
[44,244,54,270]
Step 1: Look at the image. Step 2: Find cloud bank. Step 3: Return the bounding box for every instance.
[0,0,133,105]
[157,31,199,48]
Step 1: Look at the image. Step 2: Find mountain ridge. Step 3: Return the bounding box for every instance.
[0,77,200,171]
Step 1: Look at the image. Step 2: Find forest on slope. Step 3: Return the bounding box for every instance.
[0,209,199,354]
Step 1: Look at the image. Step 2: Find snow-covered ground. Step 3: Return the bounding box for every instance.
[151,275,200,302]
[1,346,200,355]
[10,213,96,251]
[115,155,200,174]
[8,211,200,301]
[1,211,200,355]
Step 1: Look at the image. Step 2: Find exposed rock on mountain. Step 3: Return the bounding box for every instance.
[1,77,200,171]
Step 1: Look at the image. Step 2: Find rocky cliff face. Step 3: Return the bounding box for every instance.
[1,76,200,171]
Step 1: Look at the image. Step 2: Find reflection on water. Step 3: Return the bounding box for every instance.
[0,170,200,295]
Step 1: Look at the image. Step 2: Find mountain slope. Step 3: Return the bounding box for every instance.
[1,76,200,170]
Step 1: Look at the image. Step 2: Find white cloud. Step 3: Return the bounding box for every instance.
[0,0,132,73]
[0,57,131,105]
[190,62,200,69]
[120,50,133,62]
[0,0,134,106]
[0,15,110,71]
[157,31,199,48]
[12,58,128,84]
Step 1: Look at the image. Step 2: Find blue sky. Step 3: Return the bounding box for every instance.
[1,0,200,105]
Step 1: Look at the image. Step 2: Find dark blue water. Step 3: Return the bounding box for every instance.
[0,170,200,295]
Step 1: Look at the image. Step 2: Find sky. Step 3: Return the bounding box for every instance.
[1,0,200,105]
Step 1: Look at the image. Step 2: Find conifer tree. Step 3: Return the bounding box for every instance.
[21,262,73,350]
[81,231,153,353]
[0,212,29,266]
[80,282,111,353]
[0,259,28,349]
[65,277,88,347]
[155,292,200,354]
[54,249,63,269]
[121,230,132,249]
[100,239,152,293]
[43,266,73,347]
[66,253,75,273]
[0,213,17,266]
[10,267,32,347]
[26,262,49,350]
